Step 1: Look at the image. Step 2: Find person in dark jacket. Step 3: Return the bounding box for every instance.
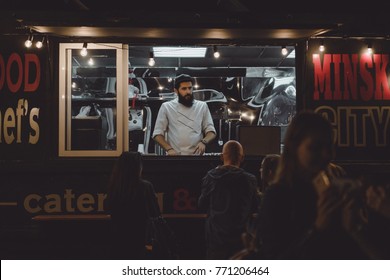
[256,111,368,260]
[198,140,260,259]
[107,151,159,259]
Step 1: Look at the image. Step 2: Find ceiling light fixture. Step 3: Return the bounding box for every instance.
[35,36,45,49]
[367,42,373,55]
[148,51,155,66]
[25,34,33,48]
[153,47,207,58]
[80,42,88,57]
[213,46,220,58]
[319,40,325,52]
[281,46,288,56]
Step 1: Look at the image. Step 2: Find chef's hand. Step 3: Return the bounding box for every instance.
[166,148,180,156]
[194,142,206,155]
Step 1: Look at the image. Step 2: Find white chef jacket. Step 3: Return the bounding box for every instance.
[152,98,216,155]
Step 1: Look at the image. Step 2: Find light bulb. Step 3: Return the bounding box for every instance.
[213,46,220,58]
[148,58,155,66]
[148,51,155,66]
[80,42,88,57]
[25,35,33,48]
[281,47,288,56]
[36,40,43,49]
[367,43,373,55]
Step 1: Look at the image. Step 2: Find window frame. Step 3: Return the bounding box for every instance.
[58,43,128,157]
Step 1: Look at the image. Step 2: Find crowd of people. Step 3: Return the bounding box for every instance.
[106,80,390,260]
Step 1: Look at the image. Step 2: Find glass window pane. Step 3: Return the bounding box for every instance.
[128,45,296,155]
[59,43,125,157]
[68,49,117,151]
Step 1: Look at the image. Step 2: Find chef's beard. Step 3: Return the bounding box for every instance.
[178,94,194,107]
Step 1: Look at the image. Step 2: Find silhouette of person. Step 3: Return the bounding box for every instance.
[198,140,260,259]
[257,110,367,259]
[106,151,159,259]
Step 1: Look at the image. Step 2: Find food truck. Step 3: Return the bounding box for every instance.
[1,2,389,259]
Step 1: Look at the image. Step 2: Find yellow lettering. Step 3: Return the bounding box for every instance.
[63,189,75,212]
[44,194,61,213]
[24,194,42,213]
[97,193,107,212]
[77,193,94,213]
[16,99,25,143]
[4,108,15,144]
[28,107,40,144]
[23,190,111,214]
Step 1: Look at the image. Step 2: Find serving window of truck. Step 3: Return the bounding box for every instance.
[58,43,297,157]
